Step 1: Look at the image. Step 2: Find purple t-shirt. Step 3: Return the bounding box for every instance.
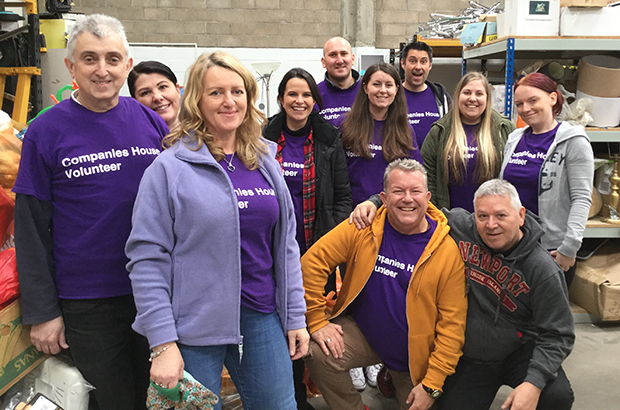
[220,153,280,313]
[317,79,361,125]
[448,123,480,212]
[281,131,308,254]
[352,216,437,372]
[12,97,168,299]
[502,124,559,215]
[404,87,441,148]
[344,120,422,207]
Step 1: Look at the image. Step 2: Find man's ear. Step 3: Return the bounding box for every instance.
[380,191,387,205]
[65,58,75,79]
[125,57,134,78]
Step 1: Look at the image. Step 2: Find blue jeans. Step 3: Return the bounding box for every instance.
[178,306,296,410]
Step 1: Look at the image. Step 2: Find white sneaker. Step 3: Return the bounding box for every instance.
[365,364,382,387]
[350,367,367,391]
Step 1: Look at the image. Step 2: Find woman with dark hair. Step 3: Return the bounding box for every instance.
[263,67,351,255]
[126,51,309,410]
[340,62,422,207]
[262,67,351,410]
[128,61,181,129]
[422,72,515,212]
[500,72,594,287]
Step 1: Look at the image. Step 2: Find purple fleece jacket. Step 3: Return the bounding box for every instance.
[126,137,306,348]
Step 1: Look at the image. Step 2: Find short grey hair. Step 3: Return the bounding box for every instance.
[383,158,427,191]
[66,14,130,62]
[473,179,522,212]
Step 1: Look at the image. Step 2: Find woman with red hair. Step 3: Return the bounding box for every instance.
[499,73,594,287]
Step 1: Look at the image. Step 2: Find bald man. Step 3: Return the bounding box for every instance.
[316,37,361,125]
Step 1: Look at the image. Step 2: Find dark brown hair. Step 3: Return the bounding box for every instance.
[341,62,414,161]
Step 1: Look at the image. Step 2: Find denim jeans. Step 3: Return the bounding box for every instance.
[178,306,296,410]
[60,295,150,410]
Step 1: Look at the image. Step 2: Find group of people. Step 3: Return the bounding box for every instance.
[12,12,593,410]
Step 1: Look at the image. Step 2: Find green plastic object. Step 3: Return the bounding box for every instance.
[150,380,182,402]
[27,83,77,124]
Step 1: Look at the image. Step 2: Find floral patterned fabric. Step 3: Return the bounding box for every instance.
[146,370,219,410]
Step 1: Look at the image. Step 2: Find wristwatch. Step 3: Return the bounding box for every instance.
[422,384,442,399]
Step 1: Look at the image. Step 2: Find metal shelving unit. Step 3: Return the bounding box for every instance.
[0,0,42,123]
[462,36,620,120]
[462,36,620,237]
[586,128,620,143]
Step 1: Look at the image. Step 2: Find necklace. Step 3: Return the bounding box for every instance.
[225,152,236,172]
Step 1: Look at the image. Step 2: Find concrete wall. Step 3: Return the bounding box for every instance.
[43,1,501,116]
[70,0,499,49]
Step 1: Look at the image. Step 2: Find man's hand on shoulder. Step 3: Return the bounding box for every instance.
[406,383,435,410]
[501,381,541,410]
[349,200,378,230]
[30,316,69,355]
[310,322,344,359]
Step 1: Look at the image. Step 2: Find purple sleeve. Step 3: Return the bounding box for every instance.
[13,125,53,200]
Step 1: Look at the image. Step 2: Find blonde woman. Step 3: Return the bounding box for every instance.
[126,51,309,410]
[421,72,515,211]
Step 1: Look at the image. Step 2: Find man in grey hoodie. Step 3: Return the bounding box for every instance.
[439,179,574,410]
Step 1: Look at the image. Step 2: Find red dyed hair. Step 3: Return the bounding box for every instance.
[514,73,564,117]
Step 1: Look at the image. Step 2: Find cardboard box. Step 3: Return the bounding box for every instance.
[498,0,560,37]
[570,242,620,321]
[479,14,498,23]
[561,0,608,6]
[560,6,620,36]
[460,22,497,46]
[0,299,46,396]
[577,55,620,98]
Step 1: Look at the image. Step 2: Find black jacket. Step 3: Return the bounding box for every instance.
[426,80,452,118]
[263,111,352,247]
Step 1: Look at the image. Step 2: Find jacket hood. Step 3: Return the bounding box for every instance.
[433,109,510,131]
[507,121,588,146]
[323,69,361,91]
[171,132,277,165]
[371,201,451,255]
[501,210,546,262]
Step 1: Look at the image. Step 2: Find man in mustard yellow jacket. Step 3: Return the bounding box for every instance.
[302,159,467,410]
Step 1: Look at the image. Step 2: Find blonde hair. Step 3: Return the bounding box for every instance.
[443,72,497,185]
[163,51,268,170]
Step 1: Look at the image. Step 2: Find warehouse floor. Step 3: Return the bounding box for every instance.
[308,306,620,410]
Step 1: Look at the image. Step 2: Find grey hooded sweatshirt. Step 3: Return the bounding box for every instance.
[499,122,594,259]
[444,207,575,391]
